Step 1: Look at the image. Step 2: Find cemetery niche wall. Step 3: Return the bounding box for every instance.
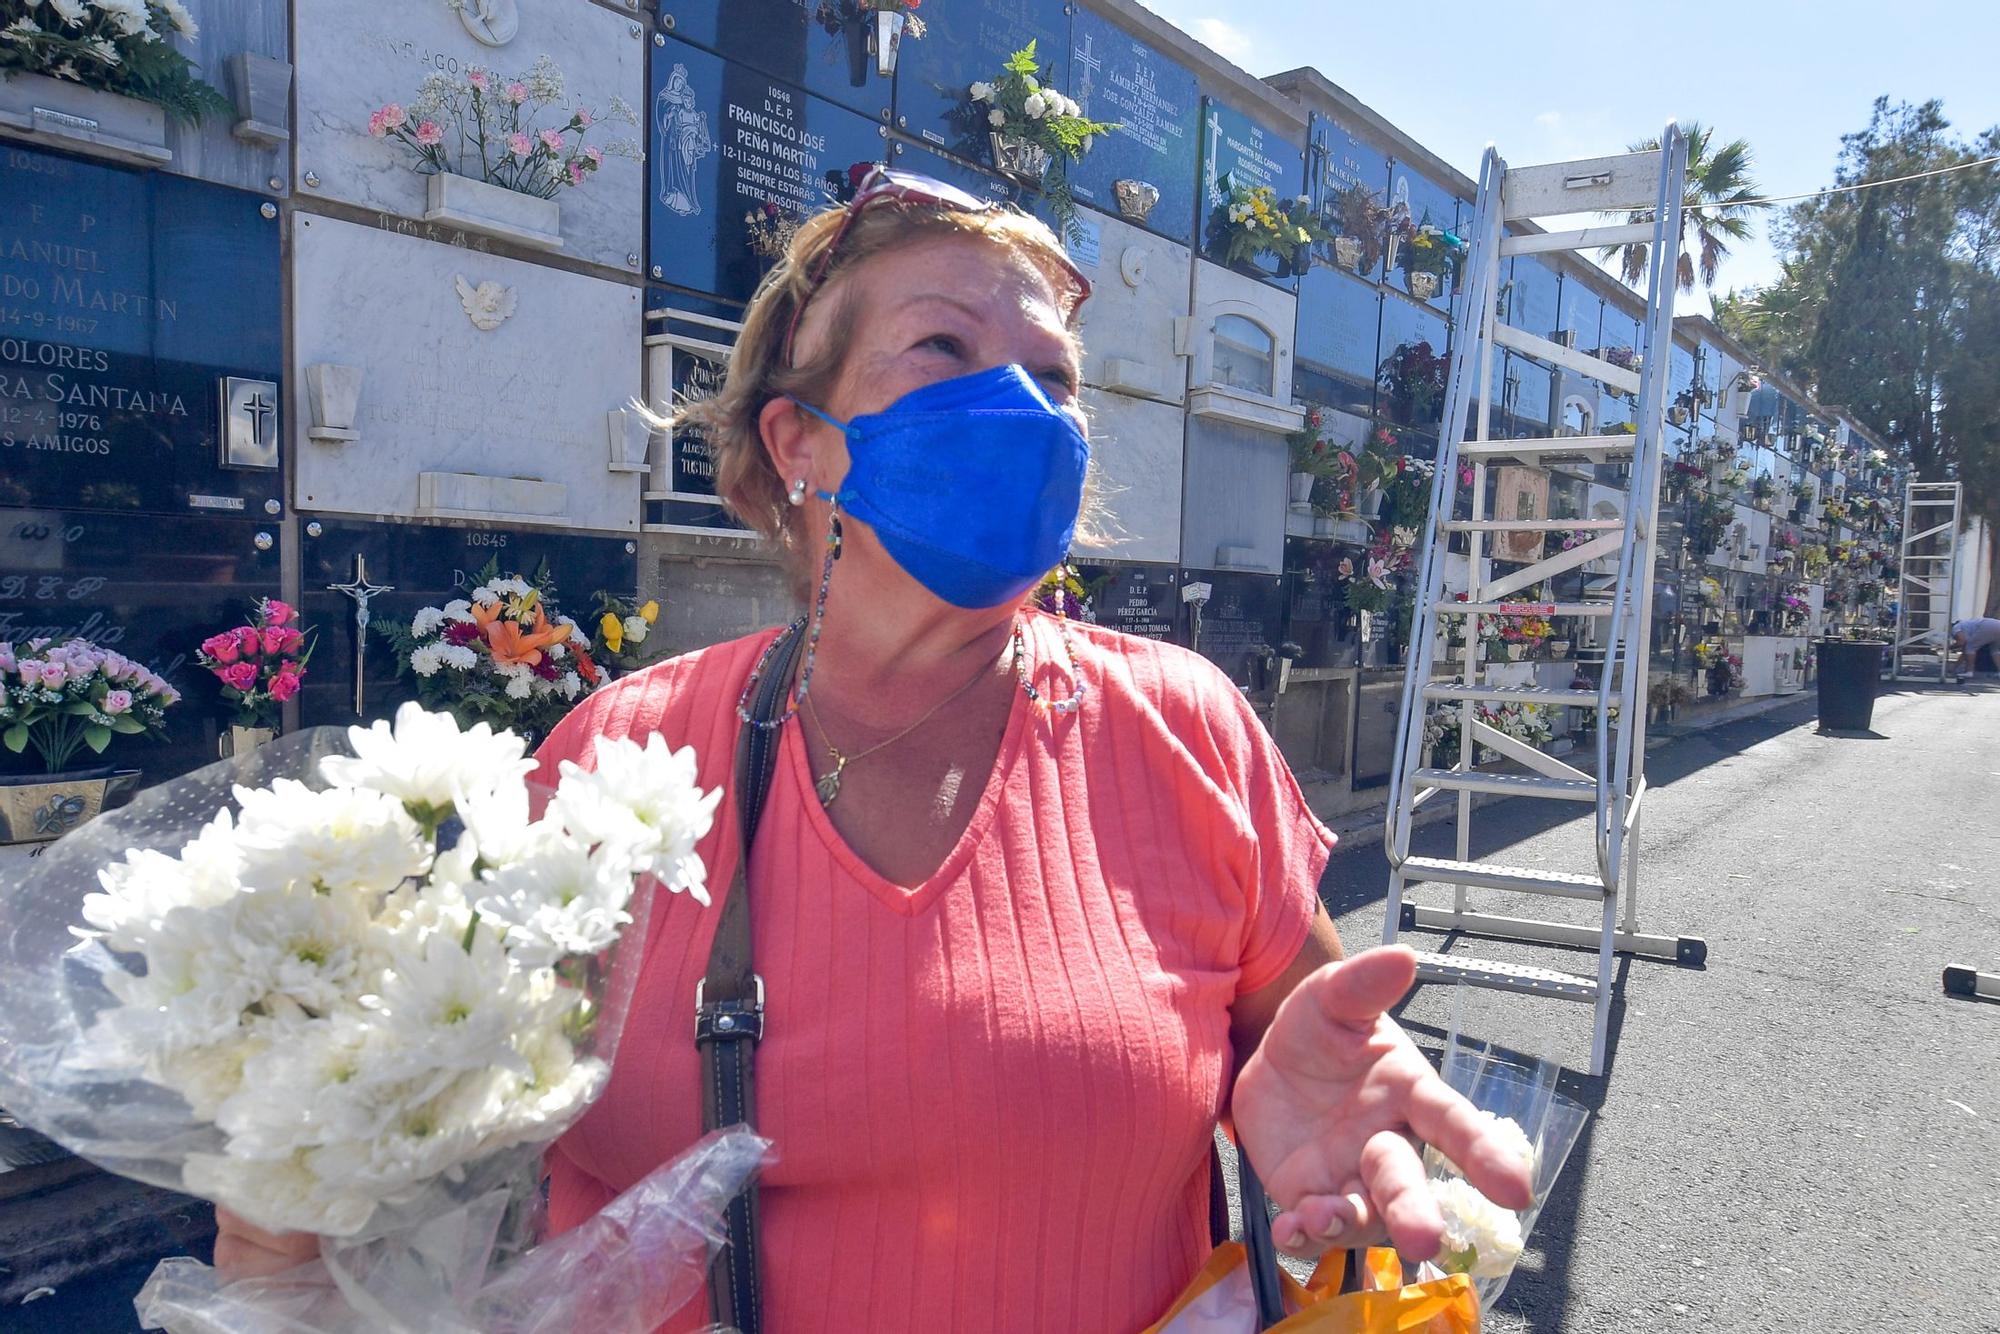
[1,148,283,519]
[290,213,643,533]
[648,33,887,307]
[1066,10,1200,245]
[891,0,1070,167]
[294,0,646,272]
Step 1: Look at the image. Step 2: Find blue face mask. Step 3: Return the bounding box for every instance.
[793,364,1090,610]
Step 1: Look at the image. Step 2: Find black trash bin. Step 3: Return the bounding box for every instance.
[1816,638,1884,731]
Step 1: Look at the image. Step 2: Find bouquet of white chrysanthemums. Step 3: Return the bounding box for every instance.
[0,704,767,1333]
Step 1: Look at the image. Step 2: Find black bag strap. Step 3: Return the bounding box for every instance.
[1215,1137,1360,1322]
[698,621,803,1334]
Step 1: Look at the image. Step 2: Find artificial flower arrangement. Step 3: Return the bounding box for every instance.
[813,0,926,40]
[589,591,663,675]
[1,636,177,775]
[1374,436,1442,530]
[1802,543,1832,580]
[1327,180,1390,273]
[383,561,602,740]
[1337,526,1417,617]
[1208,176,1331,275]
[368,55,641,198]
[197,599,313,733]
[1395,217,1465,297]
[1031,561,1115,621]
[1423,700,1553,768]
[1376,340,1450,426]
[1778,583,1811,629]
[0,704,762,1330]
[1685,494,1733,556]
[1289,406,1370,518]
[0,0,230,124]
[1483,611,1553,661]
[965,42,1116,234]
[745,198,804,260]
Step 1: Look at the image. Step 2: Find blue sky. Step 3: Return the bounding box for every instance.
[1138,0,2000,312]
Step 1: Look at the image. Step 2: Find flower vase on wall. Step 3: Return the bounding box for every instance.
[219,726,277,759]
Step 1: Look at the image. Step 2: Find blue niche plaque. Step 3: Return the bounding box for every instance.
[1385,162,1463,310]
[1199,97,1306,287]
[1294,266,1381,415]
[1066,12,1199,244]
[650,37,886,307]
[298,520,637,731]
[0,148,281,518]
[893,0,1069,167]
[659,0,889,120]
[1308,114,1389,281]
[0,508,279,784]
[886,133,1021,207]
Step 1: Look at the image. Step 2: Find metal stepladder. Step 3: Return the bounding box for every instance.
[1892,481,1963,683]
[1381,128,1706,1077]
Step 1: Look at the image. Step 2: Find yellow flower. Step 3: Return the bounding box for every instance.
[599,611,624,654]
[638,599,659,624]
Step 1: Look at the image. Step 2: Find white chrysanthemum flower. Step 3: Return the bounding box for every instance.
[233,779,431,897]
[1476,1111,1537,1176]
[183,1148,377,1237]
[1023,92,1047,118]
[505,672,533,699]
[474,839,636,966]
[157,0,197,37]
[92,0,152,38]
[89,902,280,1061]
[487,1027,604,1148]
[364,925,548,1079]
[442,598,475,622]
[1431,1175,1525,1280]
[552,734,720,902]
[968,81,991,102]
[47,0,87,26]
[158,1032,268,1121]
[988,109,1006,127]
[319,701,533,815]
[410,644,444,677]
[623,616,649,644]
[304,1067,507,1201]
[2,17,43,38]
[230,883,380,1018]
[82,807,243,953]
[214,1012,435,1158]
[86,36,119,63]
[438,643,478,671]
[559,671,582,701]
[546,640,567,660]
[411,607,445,637]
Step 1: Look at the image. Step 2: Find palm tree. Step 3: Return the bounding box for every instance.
[1600,121,1765,293]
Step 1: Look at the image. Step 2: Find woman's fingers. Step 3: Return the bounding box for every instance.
[1399,1075,1535,1211]
[212,1207,319,1282]
[1272,1183,1376,1258]
[1358,1129,1445,1260]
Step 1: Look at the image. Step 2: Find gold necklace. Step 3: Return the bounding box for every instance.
[801,637,1012,808]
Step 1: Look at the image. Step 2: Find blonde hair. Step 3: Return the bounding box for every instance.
[667,197,1088,579]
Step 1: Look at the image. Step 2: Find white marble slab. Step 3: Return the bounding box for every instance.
[1074,389,1183,566]
[295,0,645,272]
[165,0,290,192]
[1068,209,1190,406]
[291,213,642,532]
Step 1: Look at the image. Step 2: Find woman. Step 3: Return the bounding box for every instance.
[217,172,1529,1330]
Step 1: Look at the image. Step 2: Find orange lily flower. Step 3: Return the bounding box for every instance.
[480,602,572,669]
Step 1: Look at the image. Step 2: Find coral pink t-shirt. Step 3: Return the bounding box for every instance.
[531,613,1333,1333]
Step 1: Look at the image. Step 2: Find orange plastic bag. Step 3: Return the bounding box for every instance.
[1142,1243,1479,1334]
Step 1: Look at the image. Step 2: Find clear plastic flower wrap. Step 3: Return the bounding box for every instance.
[0,705,766,1332]
[1415,1031,1590,1310]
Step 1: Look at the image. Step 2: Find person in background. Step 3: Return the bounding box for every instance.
[1951,616,2000,675]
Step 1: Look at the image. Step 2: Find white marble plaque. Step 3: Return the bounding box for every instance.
[1075,389,1183,566]
[295,0,645,272]
[1069,210,1190,406]
[291,214,641,532]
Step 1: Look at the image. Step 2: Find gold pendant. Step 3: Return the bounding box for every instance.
[815,757,845,807]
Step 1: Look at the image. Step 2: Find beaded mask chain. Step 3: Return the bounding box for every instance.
[735,497,1088,728]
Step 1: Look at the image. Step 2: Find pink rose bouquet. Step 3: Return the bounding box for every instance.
[197,599,315,731]
[1,637,178,775]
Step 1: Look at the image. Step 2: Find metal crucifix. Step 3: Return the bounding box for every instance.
[327,554,394,715]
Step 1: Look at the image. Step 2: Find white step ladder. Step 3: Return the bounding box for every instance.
[1381,131,1706,1076]
[1892,481,1962,683]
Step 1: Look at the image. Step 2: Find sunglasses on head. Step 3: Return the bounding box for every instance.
[780,166,1093,367]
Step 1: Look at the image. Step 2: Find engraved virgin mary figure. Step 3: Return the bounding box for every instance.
[656,64,714,218]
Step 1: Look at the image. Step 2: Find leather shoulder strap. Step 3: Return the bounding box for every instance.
[698,622,801,1334]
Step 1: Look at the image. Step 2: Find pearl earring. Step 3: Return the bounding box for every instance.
[787,477,808,507]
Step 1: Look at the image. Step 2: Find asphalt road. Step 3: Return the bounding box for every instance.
[12,683,1999,1331]
[1297,681,2000,1333]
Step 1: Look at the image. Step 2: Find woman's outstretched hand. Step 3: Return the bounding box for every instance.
[1230,946,1535,1258]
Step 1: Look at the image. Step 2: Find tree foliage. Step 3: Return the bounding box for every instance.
[1601,121,1766,293]
[1717,98,2000,605]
